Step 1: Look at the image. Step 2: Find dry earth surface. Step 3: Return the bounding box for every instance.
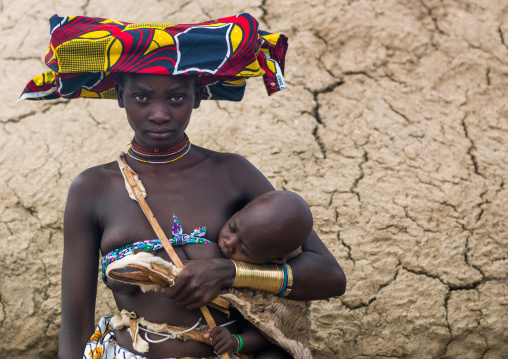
[0,0,507,358]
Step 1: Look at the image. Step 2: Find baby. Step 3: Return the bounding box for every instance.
[204,190,314,356]
[217,190,313,265]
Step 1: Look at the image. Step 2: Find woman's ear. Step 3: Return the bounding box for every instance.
[271,257,286,265]
[193,83,204,109]
[115,83,125,108]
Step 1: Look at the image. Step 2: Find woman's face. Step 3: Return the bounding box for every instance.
[116,73,202,149]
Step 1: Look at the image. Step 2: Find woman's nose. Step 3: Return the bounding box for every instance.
[149,103,170,123]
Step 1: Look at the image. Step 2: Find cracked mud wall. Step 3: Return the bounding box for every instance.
[1,0,507,358]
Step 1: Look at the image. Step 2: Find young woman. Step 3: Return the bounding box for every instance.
[20,14,346,359]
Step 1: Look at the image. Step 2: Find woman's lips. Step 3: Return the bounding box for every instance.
[147,129,172,139]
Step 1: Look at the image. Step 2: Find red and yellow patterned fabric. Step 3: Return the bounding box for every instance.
[19,14,288,102]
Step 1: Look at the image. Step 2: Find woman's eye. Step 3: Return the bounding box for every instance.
[239,244,246,254]
[134,95,149,102]
[170,95,185,102]
[228,223,236,233]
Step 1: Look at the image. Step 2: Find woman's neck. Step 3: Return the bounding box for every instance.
[127,134,191,164]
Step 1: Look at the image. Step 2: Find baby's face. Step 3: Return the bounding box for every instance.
[218,211,270,264]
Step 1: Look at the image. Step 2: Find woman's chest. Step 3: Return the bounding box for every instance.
[99,171,240,255]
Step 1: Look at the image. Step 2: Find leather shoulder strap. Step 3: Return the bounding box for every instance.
[120,155,184,267]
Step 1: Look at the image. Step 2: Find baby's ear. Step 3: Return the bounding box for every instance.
[271,257,286,264]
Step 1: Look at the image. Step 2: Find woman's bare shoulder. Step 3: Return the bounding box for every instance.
[197,147,275,199]
[198,147,253,168]
[68,160,120,197]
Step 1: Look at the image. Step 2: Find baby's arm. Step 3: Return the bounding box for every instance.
[204,323,269,355]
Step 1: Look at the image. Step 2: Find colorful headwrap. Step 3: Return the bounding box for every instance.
[19,13,288,102]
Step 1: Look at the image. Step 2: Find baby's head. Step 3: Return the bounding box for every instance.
[218,191,313,264]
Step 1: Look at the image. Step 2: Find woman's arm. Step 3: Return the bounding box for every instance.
[163,154,346,308]
[59,170,102,359]
[286,230,346,299]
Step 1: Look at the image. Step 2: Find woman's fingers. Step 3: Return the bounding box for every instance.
[161,259,235,309]
[160,275,188,300]
[161,276,213,308]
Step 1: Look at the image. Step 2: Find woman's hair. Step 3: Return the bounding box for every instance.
[114,72,201,90]
[115,72,125,87]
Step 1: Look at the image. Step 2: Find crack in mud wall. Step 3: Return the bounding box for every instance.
[0,0,507,358]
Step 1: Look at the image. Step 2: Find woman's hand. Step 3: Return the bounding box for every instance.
[161,258,235,309]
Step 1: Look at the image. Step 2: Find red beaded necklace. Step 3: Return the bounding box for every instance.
[130,134,189,157]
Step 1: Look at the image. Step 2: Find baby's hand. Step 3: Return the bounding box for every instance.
[203,326,238,354]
